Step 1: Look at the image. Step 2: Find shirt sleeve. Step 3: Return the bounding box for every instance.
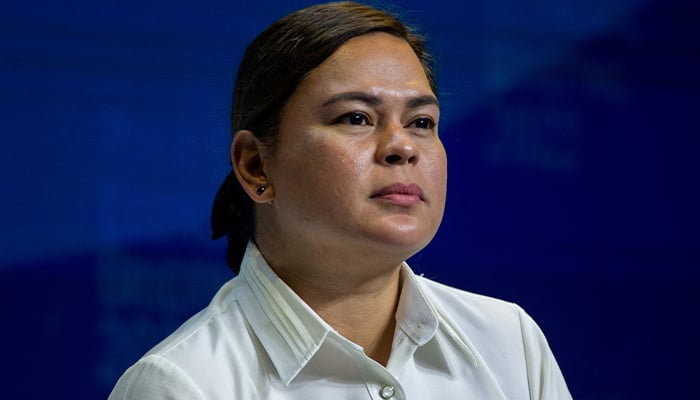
[516,306,573,400]
[108,354,206,400]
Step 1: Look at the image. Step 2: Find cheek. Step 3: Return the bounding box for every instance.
[279,137,372,197]
[317,144,373,202]
[426,148,448,227]
[425,146,448,187]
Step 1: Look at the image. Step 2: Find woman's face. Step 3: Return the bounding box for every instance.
[261,32,447,262]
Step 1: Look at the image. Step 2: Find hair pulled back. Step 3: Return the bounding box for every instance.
[211,1,437,274]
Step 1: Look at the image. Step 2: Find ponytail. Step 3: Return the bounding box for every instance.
[211,171,253,274]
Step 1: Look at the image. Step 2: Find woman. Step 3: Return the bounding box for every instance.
[109,2,571,399]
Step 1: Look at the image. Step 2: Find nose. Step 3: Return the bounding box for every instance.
[375,123,419,166]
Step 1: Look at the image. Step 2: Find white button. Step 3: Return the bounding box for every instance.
[379,384,395,399]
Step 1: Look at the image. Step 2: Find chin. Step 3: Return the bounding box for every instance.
[369,226,437,259]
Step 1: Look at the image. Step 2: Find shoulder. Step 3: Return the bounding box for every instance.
[415,276,557,352]
[415,274,549,351]
[108,354,206,399]
[110,277,272,399]
[415,275,527,328]
[145,277,246,358]
[415,275,572,399]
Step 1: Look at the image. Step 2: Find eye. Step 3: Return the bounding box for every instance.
[408,117,436,130]
[335,112,371,126]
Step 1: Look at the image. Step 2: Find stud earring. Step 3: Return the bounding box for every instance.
[256,186,266,195]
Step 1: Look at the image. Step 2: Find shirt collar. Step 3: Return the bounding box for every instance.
[235,242,333,385]
[395,266,439,346]
[235,242,450,385]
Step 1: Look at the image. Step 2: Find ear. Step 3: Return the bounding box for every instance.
[231,130,274,204]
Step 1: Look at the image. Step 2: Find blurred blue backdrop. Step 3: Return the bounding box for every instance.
[1,0,698,398]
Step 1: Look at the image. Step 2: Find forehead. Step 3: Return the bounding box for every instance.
[295,32,434,100]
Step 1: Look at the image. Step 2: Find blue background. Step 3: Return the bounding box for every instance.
[2,0,698,398]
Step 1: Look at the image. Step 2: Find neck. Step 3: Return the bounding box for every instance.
[255,235,404,366]
[294,267,402,366]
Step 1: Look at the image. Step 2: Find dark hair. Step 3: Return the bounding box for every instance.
[211,1,437,274]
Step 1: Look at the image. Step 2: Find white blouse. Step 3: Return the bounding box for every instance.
[109,242,571,399]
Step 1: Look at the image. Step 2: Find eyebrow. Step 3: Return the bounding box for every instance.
[407,95,440,109]
[321,92,439,109]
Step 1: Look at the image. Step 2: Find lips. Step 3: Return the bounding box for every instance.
[371,183,425,206]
